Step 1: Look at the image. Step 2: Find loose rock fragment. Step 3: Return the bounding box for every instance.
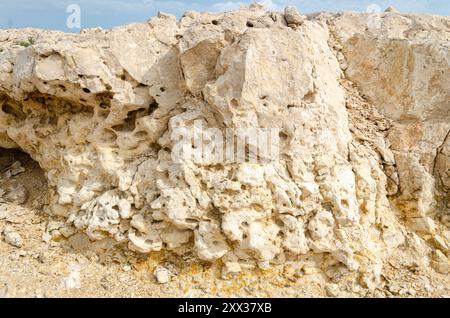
[432,250,450,274]
[385,6,398,13]
[154,266,172,284]
[5,161,25,178]
[222,262,242,278]
[37,252,49,264]
[3,226,23,248]
[4,185,28,205]
[63,264,82,289]
[407,217,436,235]
[284,6,304,26]
[0,284,8,298]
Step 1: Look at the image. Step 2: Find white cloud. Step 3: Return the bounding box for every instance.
[258,0,279,10]
[211,1,247,12]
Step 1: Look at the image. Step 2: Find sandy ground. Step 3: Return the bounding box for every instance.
[1,149,449,298]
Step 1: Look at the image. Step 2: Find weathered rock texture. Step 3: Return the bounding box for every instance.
[0,5,449,285]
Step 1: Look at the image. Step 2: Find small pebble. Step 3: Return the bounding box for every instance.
[0,284,8,298]
[5,161,25,178]
[4,185,28,205]
[284,6,304,26]
[385,6,398,13]
[257,260,270,270]
[224,262,241,275]
[0,205,7,220]
[37,252,49,264]
[46,221,62,232]
[4,230,23,248]
[41,231,52,243]
[121,264,132,272]
[59,225,76,238]
[63,264,82,289]
[154,266,171,284]
[424,283,434,293]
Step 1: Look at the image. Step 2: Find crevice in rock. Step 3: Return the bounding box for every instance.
[433,129,450,208]
[433,129,450,178]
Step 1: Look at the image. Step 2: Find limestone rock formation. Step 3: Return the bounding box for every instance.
[0,5,449,286]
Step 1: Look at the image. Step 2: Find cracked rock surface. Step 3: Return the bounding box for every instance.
[0,5,449,296]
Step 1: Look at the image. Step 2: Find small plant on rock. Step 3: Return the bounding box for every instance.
[17,37,35,47]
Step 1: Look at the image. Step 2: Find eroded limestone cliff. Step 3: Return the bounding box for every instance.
[0,5,449,290]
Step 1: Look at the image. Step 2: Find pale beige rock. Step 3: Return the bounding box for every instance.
[330,11,450,222]
[284,6,305,26]
[4,185,28,205]
[0,6,449,285]
[308,211,335,241]
[5,161,25,177]
[154,266,171,284]
[432,250,450,274]
[408,217,436,235]
[0,204,6,219]
[385,6,398,13]
[3,226,22,248]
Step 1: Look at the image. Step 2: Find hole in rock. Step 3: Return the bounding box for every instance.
[134,131,148,138]
[303,90,316,103]
[100,130,117,143]
[82,88,91,93]
[246,21,254,27]
[0,147,48,209]
[1,103,26,119]
[112,104,158,133]
[148,101,159,114]
[211,20,219,25]
[230,99,239,107]
[279,131,289,139]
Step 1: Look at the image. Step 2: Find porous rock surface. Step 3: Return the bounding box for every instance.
[0,5,449,286]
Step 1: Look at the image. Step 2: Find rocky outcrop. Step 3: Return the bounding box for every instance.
[0,5,448,284]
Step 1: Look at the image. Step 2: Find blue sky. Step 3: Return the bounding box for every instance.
[0,0,448,32]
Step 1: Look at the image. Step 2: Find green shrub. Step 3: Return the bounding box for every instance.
[17,37,35,47]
